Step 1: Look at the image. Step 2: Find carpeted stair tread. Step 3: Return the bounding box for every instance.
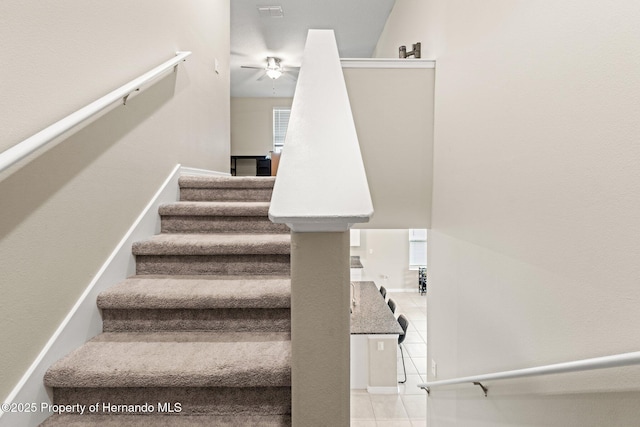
[44,332,291,388]
[159,202,289,234]
[132,233,291,256]
[41,414,291,426]
[179,177,275,202]
[159,201,271,216]
[179,176,276,189]
[41,173,292,425]
[97,276,291,309]
[92,331,290,343]
[39,414,291,426]
[49,386,290,418]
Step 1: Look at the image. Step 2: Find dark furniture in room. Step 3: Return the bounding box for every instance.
[230,155,271,176]
[418,267,427,295]
[388,298,397,314]
[397,314,410,384]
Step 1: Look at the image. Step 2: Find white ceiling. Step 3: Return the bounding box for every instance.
[230,0,396,98]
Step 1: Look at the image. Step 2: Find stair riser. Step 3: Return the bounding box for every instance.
[181,188,273,202]
[102,308,290,332]
[41,414,292,426]
[161,216,290,234]
[52,386,291,416]
[136,255,290,275]
[41,176,293,425]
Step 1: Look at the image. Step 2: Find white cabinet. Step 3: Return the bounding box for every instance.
[350,229,361,246]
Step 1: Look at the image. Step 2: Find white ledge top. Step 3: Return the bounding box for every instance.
[340,58,435,69]
[269,30,374,233]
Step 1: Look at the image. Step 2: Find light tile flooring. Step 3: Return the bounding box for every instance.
[351,291,427,426]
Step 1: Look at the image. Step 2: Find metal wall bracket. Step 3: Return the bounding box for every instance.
[399,42,421,59]
[122,88,140,105]
[473,382,488,397]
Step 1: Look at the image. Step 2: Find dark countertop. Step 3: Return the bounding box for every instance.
[350,281,404,335]
[350,256,363,268]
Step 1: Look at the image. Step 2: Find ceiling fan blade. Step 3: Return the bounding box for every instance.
[256,73,268,81]
[282,72,297,81]
[241,65,264,70]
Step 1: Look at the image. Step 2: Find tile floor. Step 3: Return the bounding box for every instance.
[351,290,427,426]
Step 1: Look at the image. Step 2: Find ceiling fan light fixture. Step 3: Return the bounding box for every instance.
[266,57,283,79]
[266,68,283,79]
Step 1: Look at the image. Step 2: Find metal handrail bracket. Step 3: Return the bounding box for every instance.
[419,350,640,396]
[0,51,191,177]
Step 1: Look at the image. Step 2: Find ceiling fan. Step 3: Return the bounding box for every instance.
[241,57,298,81]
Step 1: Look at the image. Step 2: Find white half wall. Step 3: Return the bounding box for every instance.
[377,0,640,425]
[230,72,434,230]
[343,67,434,229]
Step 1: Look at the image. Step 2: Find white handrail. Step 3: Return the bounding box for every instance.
[419,350,640,396]
[0,51,191,175]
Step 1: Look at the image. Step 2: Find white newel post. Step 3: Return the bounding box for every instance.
[269,30,373,426]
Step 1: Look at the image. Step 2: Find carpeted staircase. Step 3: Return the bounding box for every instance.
[40,176,292,426]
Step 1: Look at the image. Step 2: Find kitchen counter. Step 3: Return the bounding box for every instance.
[350,281,402,392]
[350,256,363,268]
[350,281,403,335]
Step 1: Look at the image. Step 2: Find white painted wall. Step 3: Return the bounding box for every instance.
[351,230,418,292]
[231,97,293,176]
[343,67,433,229]
[0,0,230,401]
[374,0,444,60]
[377,0,640,425]
[231,97,293,155]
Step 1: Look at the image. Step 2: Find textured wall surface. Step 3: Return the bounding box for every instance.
[377,0,640,425]
[291,232,350,426]
[344,67,434,229]
[0,0,230,400]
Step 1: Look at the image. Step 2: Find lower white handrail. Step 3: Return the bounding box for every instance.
[419,350,640,396]
[0,51,191,175]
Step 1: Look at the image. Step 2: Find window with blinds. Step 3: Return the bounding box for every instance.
[273,107,291,153]
[409,229,427,269]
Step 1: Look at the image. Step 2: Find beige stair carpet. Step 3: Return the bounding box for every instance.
[41,176,291,426]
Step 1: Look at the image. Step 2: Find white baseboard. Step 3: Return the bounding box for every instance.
[386,288,421,293]
[0,164,227,427]
[180,166,230,177]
